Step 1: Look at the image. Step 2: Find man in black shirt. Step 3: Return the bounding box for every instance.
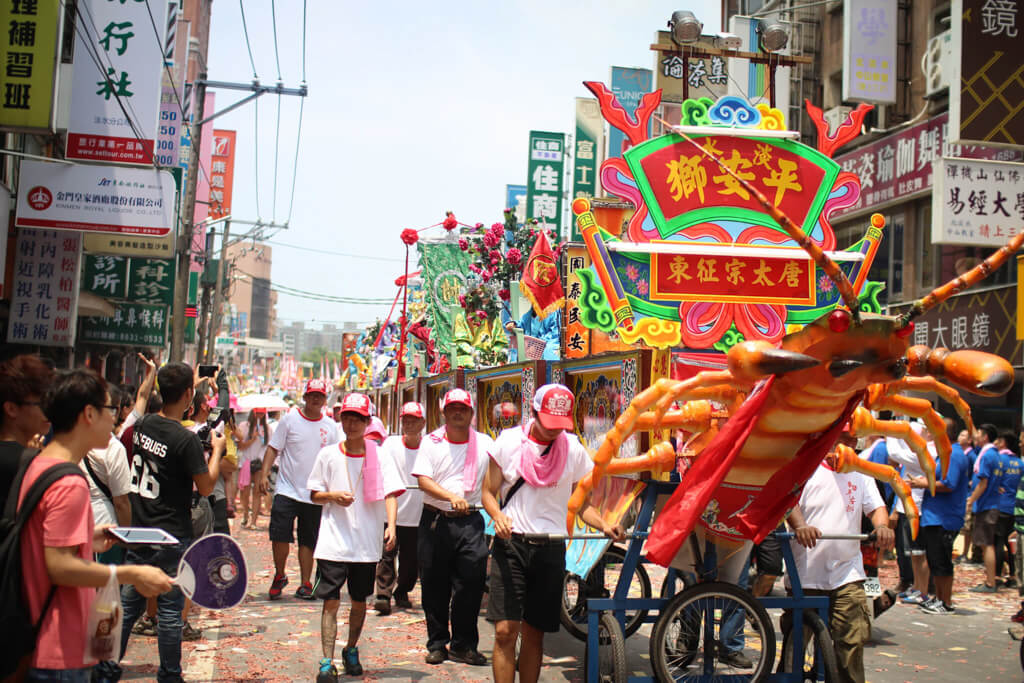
[117,362,225,683]
[0,354,54,510]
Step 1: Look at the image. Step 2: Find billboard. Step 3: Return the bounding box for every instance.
[7,229,81,346]
[16,160,177,236]
[573,98,602,220]
[66,0,167,164]
[209,130,236,218]
[931,157,1024,246]
[0,0,60,131]
[842,0,898,104]
[608,67,652,160]
[525,131,565,235]
[950,0,1024,147]
[654,31,730,104]
[505,184,527,223]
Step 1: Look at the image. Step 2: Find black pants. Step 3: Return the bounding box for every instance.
[895,513,913,586]
[996,512,1014,576]
[417,508,488,653]
[376,524,419,600]
[212,496,230,535]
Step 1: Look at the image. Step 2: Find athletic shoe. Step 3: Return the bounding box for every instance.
[394,592,413,609]
[316,658,338,683]
[921,601,954,615]
[900,589,923,603]
[449,648,487,665]
[970,583,998,593]
[425,649,448,664]
[132,614,157,636]
[374,597,391,615]
[269,573,288,600]
[342,646,363,676]
[719,650,754,668]
[181,621,202,641]
[295,582,315,600]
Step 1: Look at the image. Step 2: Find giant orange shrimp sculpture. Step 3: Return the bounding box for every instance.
[567,130,1022,567]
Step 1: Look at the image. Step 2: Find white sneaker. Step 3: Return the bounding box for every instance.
[921,600,954,615]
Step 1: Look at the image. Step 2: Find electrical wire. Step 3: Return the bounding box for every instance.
[253,96,262,220]
[272,94,281,219]
[238,0,259,79]
[301,0,307,82]
[235,270,394,304]
[285,97,303,223]
[264,239,404,262]
[270,0,283,81]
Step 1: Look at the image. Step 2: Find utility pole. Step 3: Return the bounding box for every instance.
[170,74,208,362]
[206,219,231,362]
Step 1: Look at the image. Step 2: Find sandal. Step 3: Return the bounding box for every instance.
[874,589,897,618]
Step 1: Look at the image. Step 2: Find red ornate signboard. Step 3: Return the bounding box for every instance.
[649,247,814,305]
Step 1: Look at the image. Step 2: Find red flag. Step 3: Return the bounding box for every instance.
[518,231,564,318]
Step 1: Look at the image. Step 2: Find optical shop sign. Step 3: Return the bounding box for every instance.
[16,160,176,237]
[932,157,1024,246]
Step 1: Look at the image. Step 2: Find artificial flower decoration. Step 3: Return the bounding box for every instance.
[400,228,419,246]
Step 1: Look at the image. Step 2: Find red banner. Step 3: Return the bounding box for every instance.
[210,130,237,218]
[650,249,813,305]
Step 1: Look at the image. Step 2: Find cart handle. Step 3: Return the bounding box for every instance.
[513,532,647,542]
[772,530,876,541]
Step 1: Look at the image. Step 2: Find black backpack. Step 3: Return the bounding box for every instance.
[0,449,86,681]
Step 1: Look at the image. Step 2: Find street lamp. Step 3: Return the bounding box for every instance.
[668,10,703,45]
[758,21,790,52]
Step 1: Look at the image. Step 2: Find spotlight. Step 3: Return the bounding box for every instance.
[758,21,789,52]
[668,10,703,45]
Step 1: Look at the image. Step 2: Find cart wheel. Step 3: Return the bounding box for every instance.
[585,612,627,683]
[650,581,776,683]
[778,611,840,682]
[560,544,652,641]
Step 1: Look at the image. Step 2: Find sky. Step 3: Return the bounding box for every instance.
[205,1,721,330]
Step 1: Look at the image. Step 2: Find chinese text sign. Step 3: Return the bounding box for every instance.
[525,130,565,236]
[0,0,59,130]
[7,229,81,346]
[932,157,1024,246]
[843,0,897,104]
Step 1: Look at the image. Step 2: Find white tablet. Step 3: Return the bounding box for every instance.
[107,527,179,545]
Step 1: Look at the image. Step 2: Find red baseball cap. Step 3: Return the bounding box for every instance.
[532,384,574,431]
[304,378,329,396]
[338,392,371,417]
[442,388,473,410]
[401,402,425,419]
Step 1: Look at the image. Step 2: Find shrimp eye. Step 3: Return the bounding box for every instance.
[895,322,914,339]
[828,309,851,333]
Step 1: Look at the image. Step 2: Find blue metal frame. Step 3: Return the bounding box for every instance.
[584,479,832,682]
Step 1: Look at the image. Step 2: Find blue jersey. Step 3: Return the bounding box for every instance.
[998,450,1022,514]
[921,443,969,531]
[973,444,1002,513]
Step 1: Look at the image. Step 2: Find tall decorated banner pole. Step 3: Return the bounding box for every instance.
[571,198,635,331]
[398,228,420,383]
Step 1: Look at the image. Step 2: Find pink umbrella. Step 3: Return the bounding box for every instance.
[207,395,240,412]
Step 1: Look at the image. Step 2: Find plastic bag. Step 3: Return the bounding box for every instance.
[86,565,122,661]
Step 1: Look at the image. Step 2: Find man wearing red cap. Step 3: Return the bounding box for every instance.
[258,378,339,600]
[373,401,426,615]
[411,388,496,666]
[482,383,625,683]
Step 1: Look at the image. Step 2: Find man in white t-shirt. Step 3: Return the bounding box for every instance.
[373,401,426,615]
[411,388,496,666]
[786,451,895,683]
[482,384,625,683]
[308,392,403,681]
[258,378,340,600]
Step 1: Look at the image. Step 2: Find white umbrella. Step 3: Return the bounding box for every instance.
[237,393,290,412]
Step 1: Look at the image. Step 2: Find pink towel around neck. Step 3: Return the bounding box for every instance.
[428,427,479,493]
[362,439,384,502]
[516,421,569,487]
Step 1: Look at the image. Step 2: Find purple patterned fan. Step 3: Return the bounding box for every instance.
[174,533,248,609]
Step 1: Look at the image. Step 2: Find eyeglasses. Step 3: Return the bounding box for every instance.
[98,404,119,415]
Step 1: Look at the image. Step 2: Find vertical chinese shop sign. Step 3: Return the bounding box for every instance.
[209,130,236,218]
[525,131,565,237]
[0,0,59,130]
[7,229,82,346]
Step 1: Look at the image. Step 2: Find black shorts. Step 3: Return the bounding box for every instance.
[313,559,376,602]
[754,529,784,577]
[973,508,1000,547]
[268,494,322,547]
[996,511,1015,540]
[921,526,957,577]
[486,536,565,632]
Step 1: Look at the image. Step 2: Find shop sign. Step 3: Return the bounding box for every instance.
[82,254,175,305]
[932,157,1024,246]
[843,0,898,104]
[608,67,651,160]
[7,228,81,346]
[525,131,565,234]
[81,302,169,347]
[0,0,60,131]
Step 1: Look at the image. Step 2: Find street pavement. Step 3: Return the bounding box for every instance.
[117,519,1024,682]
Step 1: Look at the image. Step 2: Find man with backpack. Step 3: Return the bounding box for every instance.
[0,354,54,510]
[5,368,172,682]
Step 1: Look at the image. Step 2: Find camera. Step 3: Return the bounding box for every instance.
[197,407,227,449]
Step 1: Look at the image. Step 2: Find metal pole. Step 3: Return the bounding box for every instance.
[397,244,409,382]
[206,219,231,362]
[170,75,208,362]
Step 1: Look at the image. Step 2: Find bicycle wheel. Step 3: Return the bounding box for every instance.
[778,611,840,682]
[560,544,652,641]
[650,581,776,682]
[585,612,627,683]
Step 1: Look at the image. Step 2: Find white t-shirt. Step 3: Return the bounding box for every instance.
[489,426,593,534]
[886,436,933,514]
[787,464,886,591]
[307,442,405,562]
[238,420,269,465]
[81,434,132,526]
[380,434,425,527]
[268,407,340,503]
[411,430,495,510]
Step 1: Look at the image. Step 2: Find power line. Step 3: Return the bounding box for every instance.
[301,0,307,82]
[235,269,394,304]
[285,96,303,222]
[263,239,404,262]
[272,94,281,218]
[237,0,259,79]
[270,0,283,81]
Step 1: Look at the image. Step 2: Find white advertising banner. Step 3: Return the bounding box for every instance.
[66,0,168,164]
[16,160,176,237]
[7,229,81,346]
[932,157,1024,246]
[843,0,898,104]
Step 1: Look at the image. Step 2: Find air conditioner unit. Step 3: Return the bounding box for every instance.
[823,106,853,136]
[924,29,953,98]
